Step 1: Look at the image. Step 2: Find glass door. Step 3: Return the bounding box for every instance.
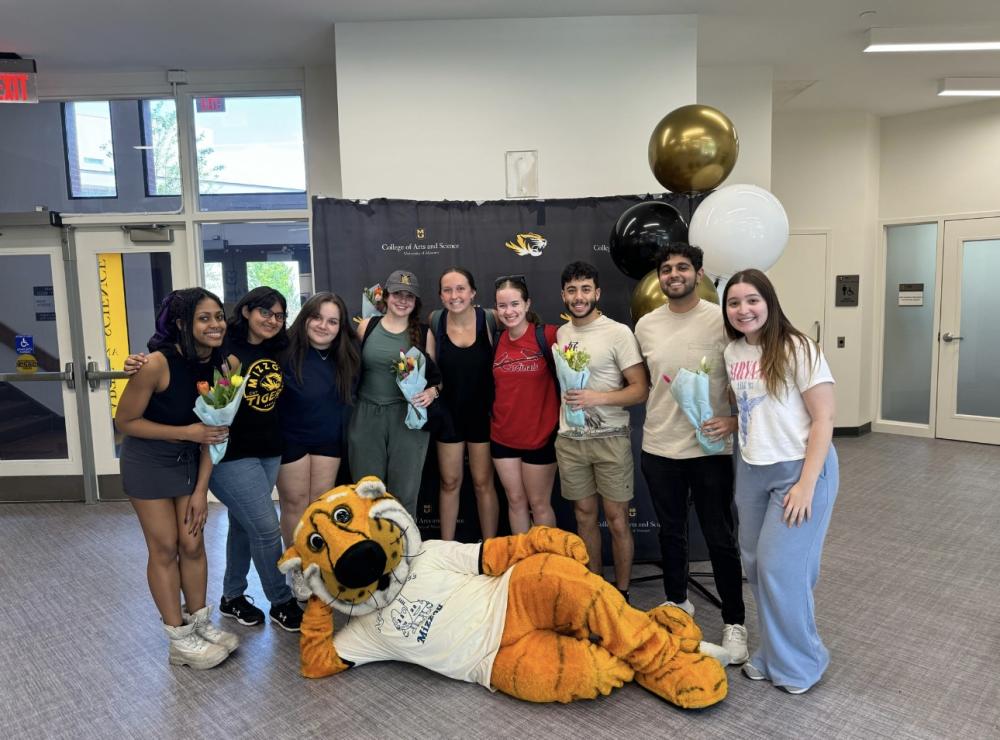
[72,224,191,499]
[0,224,83,501]
[936,218,1000,445]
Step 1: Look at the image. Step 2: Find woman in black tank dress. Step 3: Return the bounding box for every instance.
[115,288,236,670]
[426,268,499,540]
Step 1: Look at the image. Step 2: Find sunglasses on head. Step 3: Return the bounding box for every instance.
[495,274,527,289]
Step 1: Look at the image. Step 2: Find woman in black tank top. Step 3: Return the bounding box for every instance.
[115,288,235,669]
[426,268,499,541]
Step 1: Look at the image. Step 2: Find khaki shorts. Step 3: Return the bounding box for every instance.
[555,435,634,503]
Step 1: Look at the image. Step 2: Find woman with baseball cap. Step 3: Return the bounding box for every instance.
[348,269,441,516]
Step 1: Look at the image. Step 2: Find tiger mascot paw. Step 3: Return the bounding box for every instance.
[278,476,726,709]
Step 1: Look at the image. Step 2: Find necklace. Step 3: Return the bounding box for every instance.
[315,347,330,361]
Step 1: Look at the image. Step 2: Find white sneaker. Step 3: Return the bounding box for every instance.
[163,621,229,669]
[660,599,695,616]
[291,571,312,602]
[185,605,239,654]
[721,623,749,665]
[742,662,767,681]
[698,640,731,666]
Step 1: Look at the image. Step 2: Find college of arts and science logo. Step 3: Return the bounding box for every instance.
[504,232,547,257]
[416,228,425,239]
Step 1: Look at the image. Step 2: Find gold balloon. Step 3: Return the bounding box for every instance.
[630,269,719,323]
[648,105,739,193]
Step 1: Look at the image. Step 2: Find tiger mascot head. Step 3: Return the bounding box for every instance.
[278,476,421,616]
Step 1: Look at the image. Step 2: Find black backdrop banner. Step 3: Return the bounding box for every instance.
[312,194,713,566]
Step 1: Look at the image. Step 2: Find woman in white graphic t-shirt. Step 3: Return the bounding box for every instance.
[721,268,838,696]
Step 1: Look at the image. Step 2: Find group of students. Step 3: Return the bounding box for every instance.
[115,242,838,696]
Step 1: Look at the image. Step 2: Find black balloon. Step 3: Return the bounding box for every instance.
[609,201,689,280]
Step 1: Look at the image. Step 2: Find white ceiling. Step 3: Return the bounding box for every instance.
[3,0,1000,117]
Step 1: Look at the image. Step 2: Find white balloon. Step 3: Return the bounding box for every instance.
[689,184,789,279]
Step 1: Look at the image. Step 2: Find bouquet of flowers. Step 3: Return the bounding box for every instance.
[552,342,591,428]
[194,360,246,463]
[391,347,428,430]
[668,356,724,454]
[361,283,385,319]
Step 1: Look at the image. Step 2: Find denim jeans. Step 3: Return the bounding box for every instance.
[209,456,292,606]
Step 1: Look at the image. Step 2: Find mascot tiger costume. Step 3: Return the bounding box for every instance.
[278,477,727,709]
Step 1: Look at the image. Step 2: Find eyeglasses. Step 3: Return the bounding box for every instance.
[257,307,287,322]
[494,274,527,289]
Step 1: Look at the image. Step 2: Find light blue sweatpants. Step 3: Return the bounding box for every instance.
[735,446,838,691]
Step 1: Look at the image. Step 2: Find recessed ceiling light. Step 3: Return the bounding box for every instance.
[865,27,1000,52]
[938,78,1000,96]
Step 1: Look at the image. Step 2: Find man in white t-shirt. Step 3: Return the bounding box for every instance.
[555,262,649,602]
[633,244,748,665]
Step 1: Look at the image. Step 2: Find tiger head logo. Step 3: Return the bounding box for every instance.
[505,232,547,257]
[278,476,421,616]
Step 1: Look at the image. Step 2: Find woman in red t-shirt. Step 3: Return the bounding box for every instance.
[491,276,559,533]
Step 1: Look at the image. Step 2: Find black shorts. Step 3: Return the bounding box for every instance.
[281,438,343,465]
[490,431,557,465]
[436,409,491,444]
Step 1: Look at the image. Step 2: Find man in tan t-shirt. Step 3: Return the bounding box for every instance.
[633,243,747,665]
[555,261,648,603]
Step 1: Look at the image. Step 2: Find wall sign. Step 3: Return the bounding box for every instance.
[898,282,924,307]
[835,274,860,307]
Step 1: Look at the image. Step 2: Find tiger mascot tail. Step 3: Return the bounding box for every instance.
[278,476,727,709]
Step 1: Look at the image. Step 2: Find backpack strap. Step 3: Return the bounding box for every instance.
[482,307,497,345]
[362,315,381,346]
[534,324,559,395]
[430,309,444,348]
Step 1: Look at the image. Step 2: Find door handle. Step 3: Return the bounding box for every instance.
[86,360,131,391]
[812,321,821,344]
[941,332,964,343]
[0,362,75,388]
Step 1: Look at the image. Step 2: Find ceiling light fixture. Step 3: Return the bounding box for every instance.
[865,27,1000,52]
[938,78,1000,96]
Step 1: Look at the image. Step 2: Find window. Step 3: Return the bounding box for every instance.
[247,259,302,323]
[139,99,181,197]
[201,221,311,323]
[63,101,117,198]
[193,95,307,211]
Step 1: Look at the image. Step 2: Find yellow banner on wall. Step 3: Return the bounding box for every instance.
[98,253,129,419]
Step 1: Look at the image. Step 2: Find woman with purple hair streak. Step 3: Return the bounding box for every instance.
[115,288,238,670]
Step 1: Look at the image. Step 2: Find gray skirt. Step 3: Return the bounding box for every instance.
[120,436,201,500]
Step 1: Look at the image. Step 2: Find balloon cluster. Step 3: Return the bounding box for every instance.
[610,104,790,321]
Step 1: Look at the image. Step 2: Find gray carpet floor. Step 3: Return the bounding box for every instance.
[1,433,998,739]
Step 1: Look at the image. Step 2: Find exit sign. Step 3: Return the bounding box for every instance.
[196,96,226,113]
[0,58,37,104]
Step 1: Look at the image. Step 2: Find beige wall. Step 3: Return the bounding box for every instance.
[880,99,1000,221]
[772,110,880,427]
[304,65,342,199]
[698,65,772,190]
[334,16,697,200]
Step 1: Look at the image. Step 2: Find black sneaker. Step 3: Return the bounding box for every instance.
[219,595,265,626]
[269,598,303,632]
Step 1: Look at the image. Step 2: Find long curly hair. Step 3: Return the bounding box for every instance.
[147,287,227,367]
[284,292,360,403]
